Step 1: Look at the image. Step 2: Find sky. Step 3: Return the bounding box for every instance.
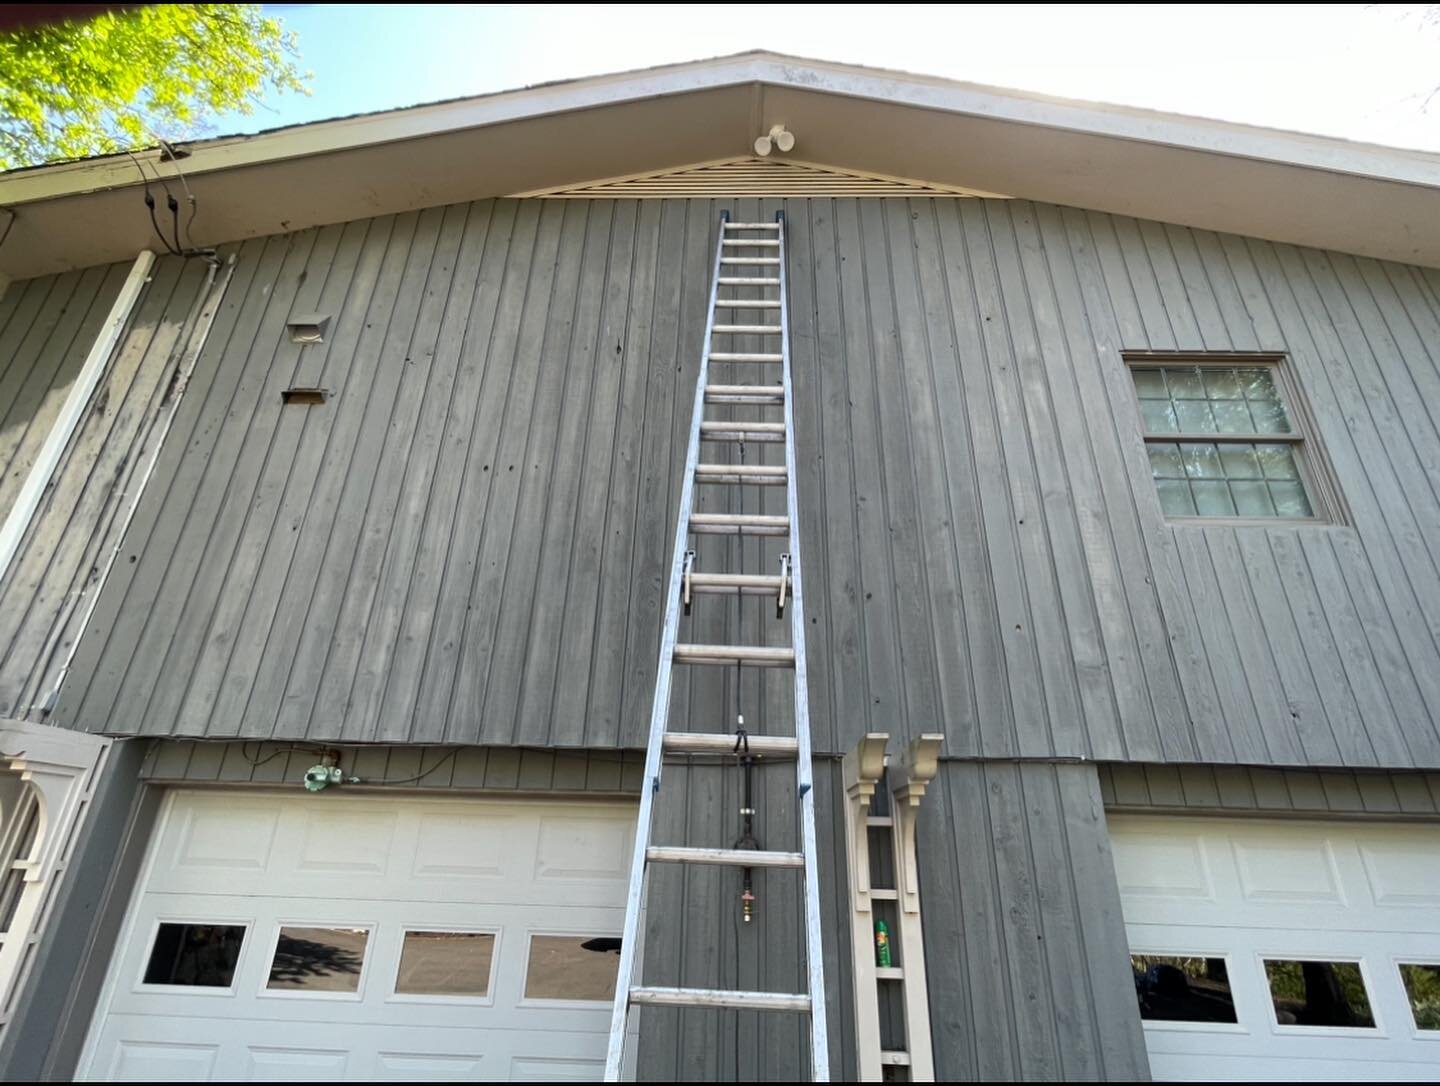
[210,4,1440,153]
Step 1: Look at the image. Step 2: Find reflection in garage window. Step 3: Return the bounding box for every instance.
[143,923,246,987]
[524,935,620,1001]
[266,926,369,993]
[1400,963,1440,1031]
[1264,959,1375,1027]
[1131,955,1237,1023]
[395,931,495,997]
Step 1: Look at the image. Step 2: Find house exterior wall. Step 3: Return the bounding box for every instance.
[7,193,1440,1080]
[42,196,1440,771]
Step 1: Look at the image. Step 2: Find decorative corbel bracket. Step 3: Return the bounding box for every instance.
[841,732,888,912]
[891,734,942,915]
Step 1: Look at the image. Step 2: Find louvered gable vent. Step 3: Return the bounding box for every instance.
[510,156,1008,199]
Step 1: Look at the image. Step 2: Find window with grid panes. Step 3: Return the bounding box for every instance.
[1128,358,1328,521]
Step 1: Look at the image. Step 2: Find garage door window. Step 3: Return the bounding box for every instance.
[1400,964,1440,1031]
[523,934,620,1001]
[395,930,496,998]
[266,926,370,994]
[1132,954,1238,1023]
[1264,959,1375,1028]
[142,923,246,988]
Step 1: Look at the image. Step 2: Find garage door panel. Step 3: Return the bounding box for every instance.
[79,791,635,1082]
[1115,816,1440,1081]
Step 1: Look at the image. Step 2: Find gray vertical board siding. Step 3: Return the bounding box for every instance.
[135,739,643,793]
[44,197,1440,769]
[920,760,1149,1081]
[0,258,214,719]
[1098,763,1440,817]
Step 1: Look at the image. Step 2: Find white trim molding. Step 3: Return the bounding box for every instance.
[843,732,942,1081]
[0,719,110,1029]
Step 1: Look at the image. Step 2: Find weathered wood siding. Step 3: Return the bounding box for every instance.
[48,197,1440,769]
[0,258,211,719]
[920,761,1149,1081]
[1100,762,1440,816]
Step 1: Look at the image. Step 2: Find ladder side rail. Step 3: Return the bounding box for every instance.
[603,210,732,1082]
[777,209,831,1081]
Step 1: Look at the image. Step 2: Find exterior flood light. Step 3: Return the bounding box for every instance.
[754,125,795,156]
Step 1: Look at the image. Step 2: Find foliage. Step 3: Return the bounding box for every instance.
[1401,964,1440,1031]
[0,5,308,170]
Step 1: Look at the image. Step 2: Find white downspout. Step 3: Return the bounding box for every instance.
[0,251,155,589]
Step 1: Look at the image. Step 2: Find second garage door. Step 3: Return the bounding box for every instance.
[78,789,635,1082]
[1112,815,1440,1081]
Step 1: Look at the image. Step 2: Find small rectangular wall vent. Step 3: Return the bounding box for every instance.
[281,387,329,406]
[286,314,330,344]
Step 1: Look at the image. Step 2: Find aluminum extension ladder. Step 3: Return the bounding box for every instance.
[604,211,829,1081]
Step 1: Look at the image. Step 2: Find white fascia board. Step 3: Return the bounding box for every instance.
[3,51,1438,207]
[0,55,774,206]
[745,55,1440,188]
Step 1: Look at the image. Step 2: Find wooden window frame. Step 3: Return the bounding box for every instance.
[1123,352,1346,526]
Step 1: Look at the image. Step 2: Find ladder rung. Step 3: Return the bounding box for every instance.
[876,966,905,980]
[867,816,894,828]
[694,463,787,485]
[712,300,781,308]
[880,1051,912,1066]
[704,384,784,405]
[700,421,785,443]
[687,572,787,595]
[629,986,810,1013]
[869,888,899,901]
[720,257,781,265]
[662,733,799,756]
[674,644,795,668]
[721,239,780,247]
[723,222,782,230]
[717,277,781,286]
[646,846,805,869]
[713,324,783,335]
[690,512,789,535]
[710,352,782,363]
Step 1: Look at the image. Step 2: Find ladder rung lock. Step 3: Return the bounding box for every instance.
[722,239,781,247]
[709,352,783,362]
[690,513,790,535]
[868,888,899,901]
[717,277,781,286]
[686,572,788,595]
[876,966,905,980]
[662,733,800,756]
[723,222,782,230]
[673,644,796,668]
[712,325,783,335]
[629,986,811,1013]
[720,257,781,265]
[646,846,805,869]
[880,1052,912,1067]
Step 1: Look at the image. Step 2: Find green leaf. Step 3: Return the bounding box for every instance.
[0,4,310,169]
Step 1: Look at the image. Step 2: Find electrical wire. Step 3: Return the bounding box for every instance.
[0,207,15,253]
[355,746,460,786]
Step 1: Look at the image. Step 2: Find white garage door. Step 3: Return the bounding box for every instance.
[79,790,636,1082]
[1111,815,1440,1082]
